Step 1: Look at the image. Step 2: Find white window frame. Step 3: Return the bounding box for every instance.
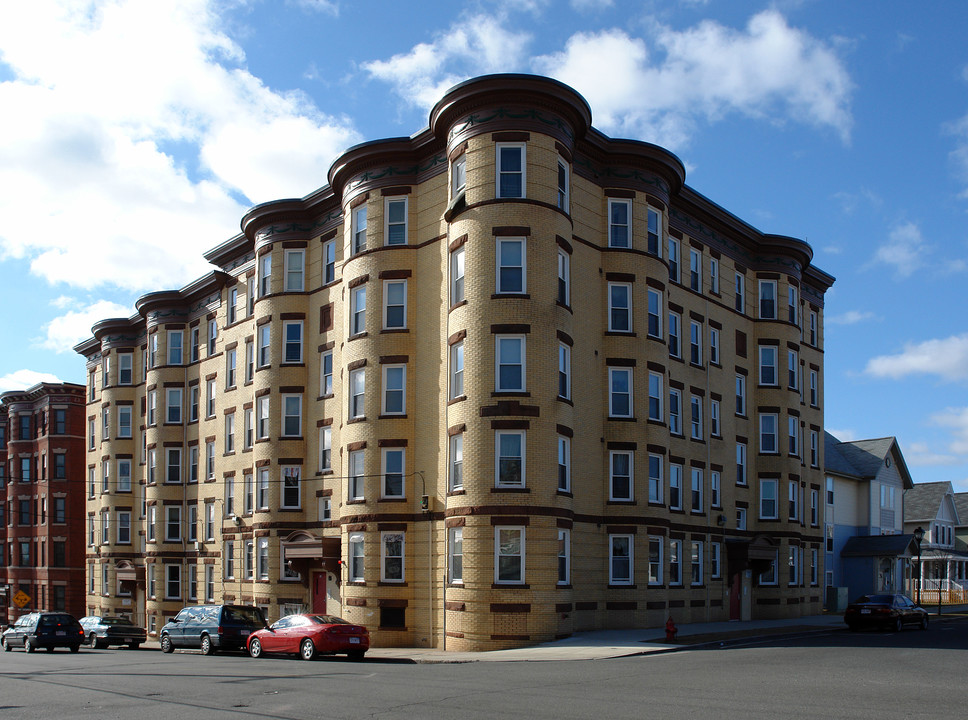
[648,453,663,504]
[690,395,703,440]
[710,257,719,293]
[609,367,633,418]
[710,327,720,365]
[648,372,663,421]
[495,142,525,199]
[496,237,526,294]
[689,248,702,292]
[759,279,777,319]
[647,206,661,255]
[381,448,405,499]
[690,321,702,365]
[608,282,632,333]
[609,450,633,502]
[451,246,465,305]
[669,539,682,585]
[557,157,569,212]
[558,528,570,585]
[352,204,367,255]
[349,533,365,582]
[348,450,365,501]
[281,466,301,510]
[351,285,366,335]
[495,430,526,488]
[759,345,778,386]
[449,433,463,491]
[284,249,305,292]
[737,442,747,485]
[557,435,571,492]
[647,288,662,338]
[649,537,663,585]
[383,279,407,329]
[349,368,365,419]
[668,237,680,282]
[283,320,303,364]
[381,532,405,582]
[670,464,683,510]
[167,330,183,366]
[691,467,703,513]
[735,272,745,313]
[319,426,332,472]
[691,540,704,586]
[323,239,336,285]
[760,413,778,454]
[608,198,631,248]
[257,396,269,439]
[557,248,570,305]
[760,478,779,519]
[452,153,466,197]
[609,534,634,585]
[320,350,334,396]
[494,526,525,584]
[450,340,464,399]
[558,342,571,400]
[384,196,408,246]
[495,335,526,392]
[281,394,302,437]
[669,388,682,435]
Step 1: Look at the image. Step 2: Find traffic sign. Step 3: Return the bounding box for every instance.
[12,590,30,608]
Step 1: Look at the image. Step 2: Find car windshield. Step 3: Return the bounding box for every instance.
[38,614,76,627]
[856,595,894,604]
[309,615,350,625]
[224,607,265,625]
[100,617,132,626]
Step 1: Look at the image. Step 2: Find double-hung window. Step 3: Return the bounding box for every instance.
[788,286,799,325]
[690,395,703,440]
[353,205,367,255]
[809,370,818,406]
[789,480,800,520]
[385,197,408,245]
[736,443,747,485]
[759,346,777,385]
[689,248,701,291]
[283,321,303,364]
[760,478,778,519]
[710,328,720,365]
[495,430,525,487]
[710,258,719,293]
[323,240,336,285]
[381,532,405,582]
[257,468,269,510]
[608,283,631,332]
[168,331,183,365]
[382,365,406,415]
[282,466,301,509]
[609,367,632,418]
[608,199,630,248]
[647,207,660,255]
[282,394,302,437]
[647,289,662,338]
[690,321,702,365]
[227,287,238,324]
[558,435,571,492]
[165,506,181,542]
[669,464,682,510]
[258,325,271,367]
[736,374,747,415]
[558,343,571,399]
[496,237,525,294]
[166,448,182,484]
[208,319,217,356]
[382,449,405,498]
[349,451,364,500]
[226,348,237,387]
[648,372,663,421]
[495,335,525,392]
[669,539,682,585]
[689,467,704,515]
[320,351,333,396]
[760,414,778,454]
[259,254,271,296]
[649,538,663,585]
[117,459,131,492]
[224,413,235,452]
[319,426,332,472]
[450,341,464,399]
[257,396,269,439]
[496,143,525,198]
[349,533,365,581]
[166,389,182,424]
[452,154,466,197]
[118,406,132,438]
[449,434,463,491]
[735,273,745,313]
[495,526,525,584]
[668,312,681,357]
[609,451,632,501]
[557,249,570,305]
[759,280,777,319]
[788,416,800,456]
[669,388,682,435]
[349,369,365,419]
[205,379,215,418]
[119,353,133,385]
[691,541,703,585]
[648,454,663,504]
[351,286,366,335]
[711,471,721,507]
[788,350,799,389]
[383,280,407,329]
[558,528,570,585]
[557,158,569,211]
[451,246,465,305]
[668,237,680,282]
[710,399,720,437]
[609,534,633,585]
[285,250,304,292]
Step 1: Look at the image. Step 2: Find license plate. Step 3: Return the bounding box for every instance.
[349,637,360,644]
[56,631,66,636]
[861,609,871,614]
[124,638,132,643]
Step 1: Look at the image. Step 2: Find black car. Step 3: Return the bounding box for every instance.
[844,593,929,632]
[2,612,86,653]
[160,604,267,655]
[79,615,147,649]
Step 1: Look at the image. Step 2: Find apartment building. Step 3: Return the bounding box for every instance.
[74,74,834,650]
[1,382,88,623]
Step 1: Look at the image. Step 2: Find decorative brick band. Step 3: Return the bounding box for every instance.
[490,603,530,613]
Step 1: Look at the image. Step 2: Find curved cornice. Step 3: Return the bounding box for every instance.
[239,187,341,246]
[135,271,231,321]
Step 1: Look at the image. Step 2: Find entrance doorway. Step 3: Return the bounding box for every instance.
[312,572,327,614]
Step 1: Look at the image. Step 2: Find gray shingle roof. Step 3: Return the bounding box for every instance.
[904,482,953,523]
[840,534,918,558]
[824,433,910,484]
[955,493,968,528]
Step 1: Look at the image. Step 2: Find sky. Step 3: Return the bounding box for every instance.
[2,0,968,492]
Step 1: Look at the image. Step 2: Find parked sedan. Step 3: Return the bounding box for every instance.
[79,616,147,649]
[844,593,929,632]
[247,614,369,661]
[2,612,86,652]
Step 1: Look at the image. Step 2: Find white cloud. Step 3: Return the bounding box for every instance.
[869,222,927,278]
[905,441,958,468]
[0,0,360,293]
[825,310,875,326]
[362,14,533,111]
[533,9,853,147]
[864,333,968,382]
[930,408,968,456]
[0,369,63,393]
[947,112,968,200]
[287,0,339,15]
[825,427,858,442]
[570,0,614,10]
[39,299,134,355]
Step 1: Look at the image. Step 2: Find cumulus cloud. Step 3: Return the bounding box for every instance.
[825,427,858,442]
[362,14,533,110]
[39,299,135,354]
[288,0,339,15]
[905,441,959,468]
[0,369,63,393]
[930,408,968,456]
[533,9,853,147]
[0,0,360,293]
[825,310,875,326]
[869,222,927,278]
[864,333,968,382]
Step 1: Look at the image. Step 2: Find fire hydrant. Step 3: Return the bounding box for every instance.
[665,616,678,642]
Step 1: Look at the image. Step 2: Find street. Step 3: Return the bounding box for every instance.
[2,617,967,720]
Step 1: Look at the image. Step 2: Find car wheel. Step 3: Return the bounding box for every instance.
[248,638,263,658]
[2,638,11,652]
[70,645,80,653]
[24,638,35,653]
[88,633,98,648]
[160,634,174,653]
[894,617,903,633]
[300,638,316,661]
[200,634,215,656]
[920,615,929,631]
[347,650,365,662]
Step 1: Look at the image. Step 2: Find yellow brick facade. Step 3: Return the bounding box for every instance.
[75,74,834,650]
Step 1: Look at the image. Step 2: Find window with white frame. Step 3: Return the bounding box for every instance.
[349,450,365,500]
[495,430,525,487]
[282,466,300,509]
[669,388,682,435]
[382,365,406,416]
[165,506,181,542]
[608,198,630,248]
[690,395,702,440]
[118,459,131,492]
[244,473,254,514]
[451,246,465,305]
[759,280,777,319]
[648,372,663,421]
[691,541,703,585]
[168,330,183,366]
[148,335,158,369]
[281,394,302,437]
[258,253,272,297]
[225,476,235,516]
[610,534,633,585]
[119,353,133,385]
[788,545,800,585]
[205,441,215,480]
[558,528,570,584]
[668,237,680,282]
[227,287,238,325]
[609,450,633,501]
[205,379,216,417]
[208,319,217,356]
[226,348,237,388]
[147,449,156,484]
[558,343,571,399]
[737,507,747,530]
[558,435,571,492]
[668,312,681,357]
[244,540,254,579]
[809,370,818,406]
[710,257,719,293]
[670,463,683,510]
[810,489,819,525]
[257,468,269,510]
[495,526,525,584]
[789,480,800,520]
[283,321,303,364]
[736,442,747,484]
[826,477,834,505]
[690,321,702,365]
[323,239,336,285]
[147,390,156,426]
[609,367,632,418]
[669,539,682,585]
[496,143,525,198]
[689,248,701,291]
[647,289,662,338]
[648,454,663,504]
[244,408,253,449]
[495,335,525,392]
[384,196,408,246]
[760,414,778,454]
[320,350,334,396]
[351,285,366,335]
[710,399,720,437]
[188,505,198,542]
[353,205,367,255]
[383,280,407,329]
[809,311,818,345]
[645,206,660,255]
[649,538,663,585]
[608,283,631,332]
[788,350,798,389]
[736,374,747,416]
[381,532,405,582]
[760,478,778,519]
[319,426,332,472]
[452,153,466,197]
[165,564,181,600]
[258,538,269,580]
[788,416,799,456]
[557,157,569,212]
[118,406,132,438]
[691,468,703,513]
[557,249,570,305]
[735,272,745,313]
[450,340,464,399]
[496,237,525,294]
[166,447,182,484]
[711,542,722,578]
[710,327,720,365]
[285,249,304,292]
[224,412,235,452]
[449,433,463,491]
[117,511,131,544]
[257,396,269,439]
[349,533,364,581]
[349,369,365,419]
[788,286,798,325]
[382,448,405,498]
[759,345,777,385]
[711,471,721,507]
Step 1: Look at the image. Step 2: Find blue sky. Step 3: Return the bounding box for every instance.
[2,0,968,490]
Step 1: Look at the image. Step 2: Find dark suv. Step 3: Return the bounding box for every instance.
[2,612,86,653]
[160,605,267,655]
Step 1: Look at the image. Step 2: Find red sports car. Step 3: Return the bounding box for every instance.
[246,614,369,661]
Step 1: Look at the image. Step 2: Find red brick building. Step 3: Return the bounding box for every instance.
[1,382,87,622]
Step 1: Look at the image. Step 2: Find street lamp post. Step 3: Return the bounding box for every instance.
[913,526,925,606]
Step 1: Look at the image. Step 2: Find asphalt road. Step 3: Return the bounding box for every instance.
[2,617,966,720]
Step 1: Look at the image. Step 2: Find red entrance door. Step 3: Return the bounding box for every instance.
[729,573,741,620]
[312,573,327,614]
